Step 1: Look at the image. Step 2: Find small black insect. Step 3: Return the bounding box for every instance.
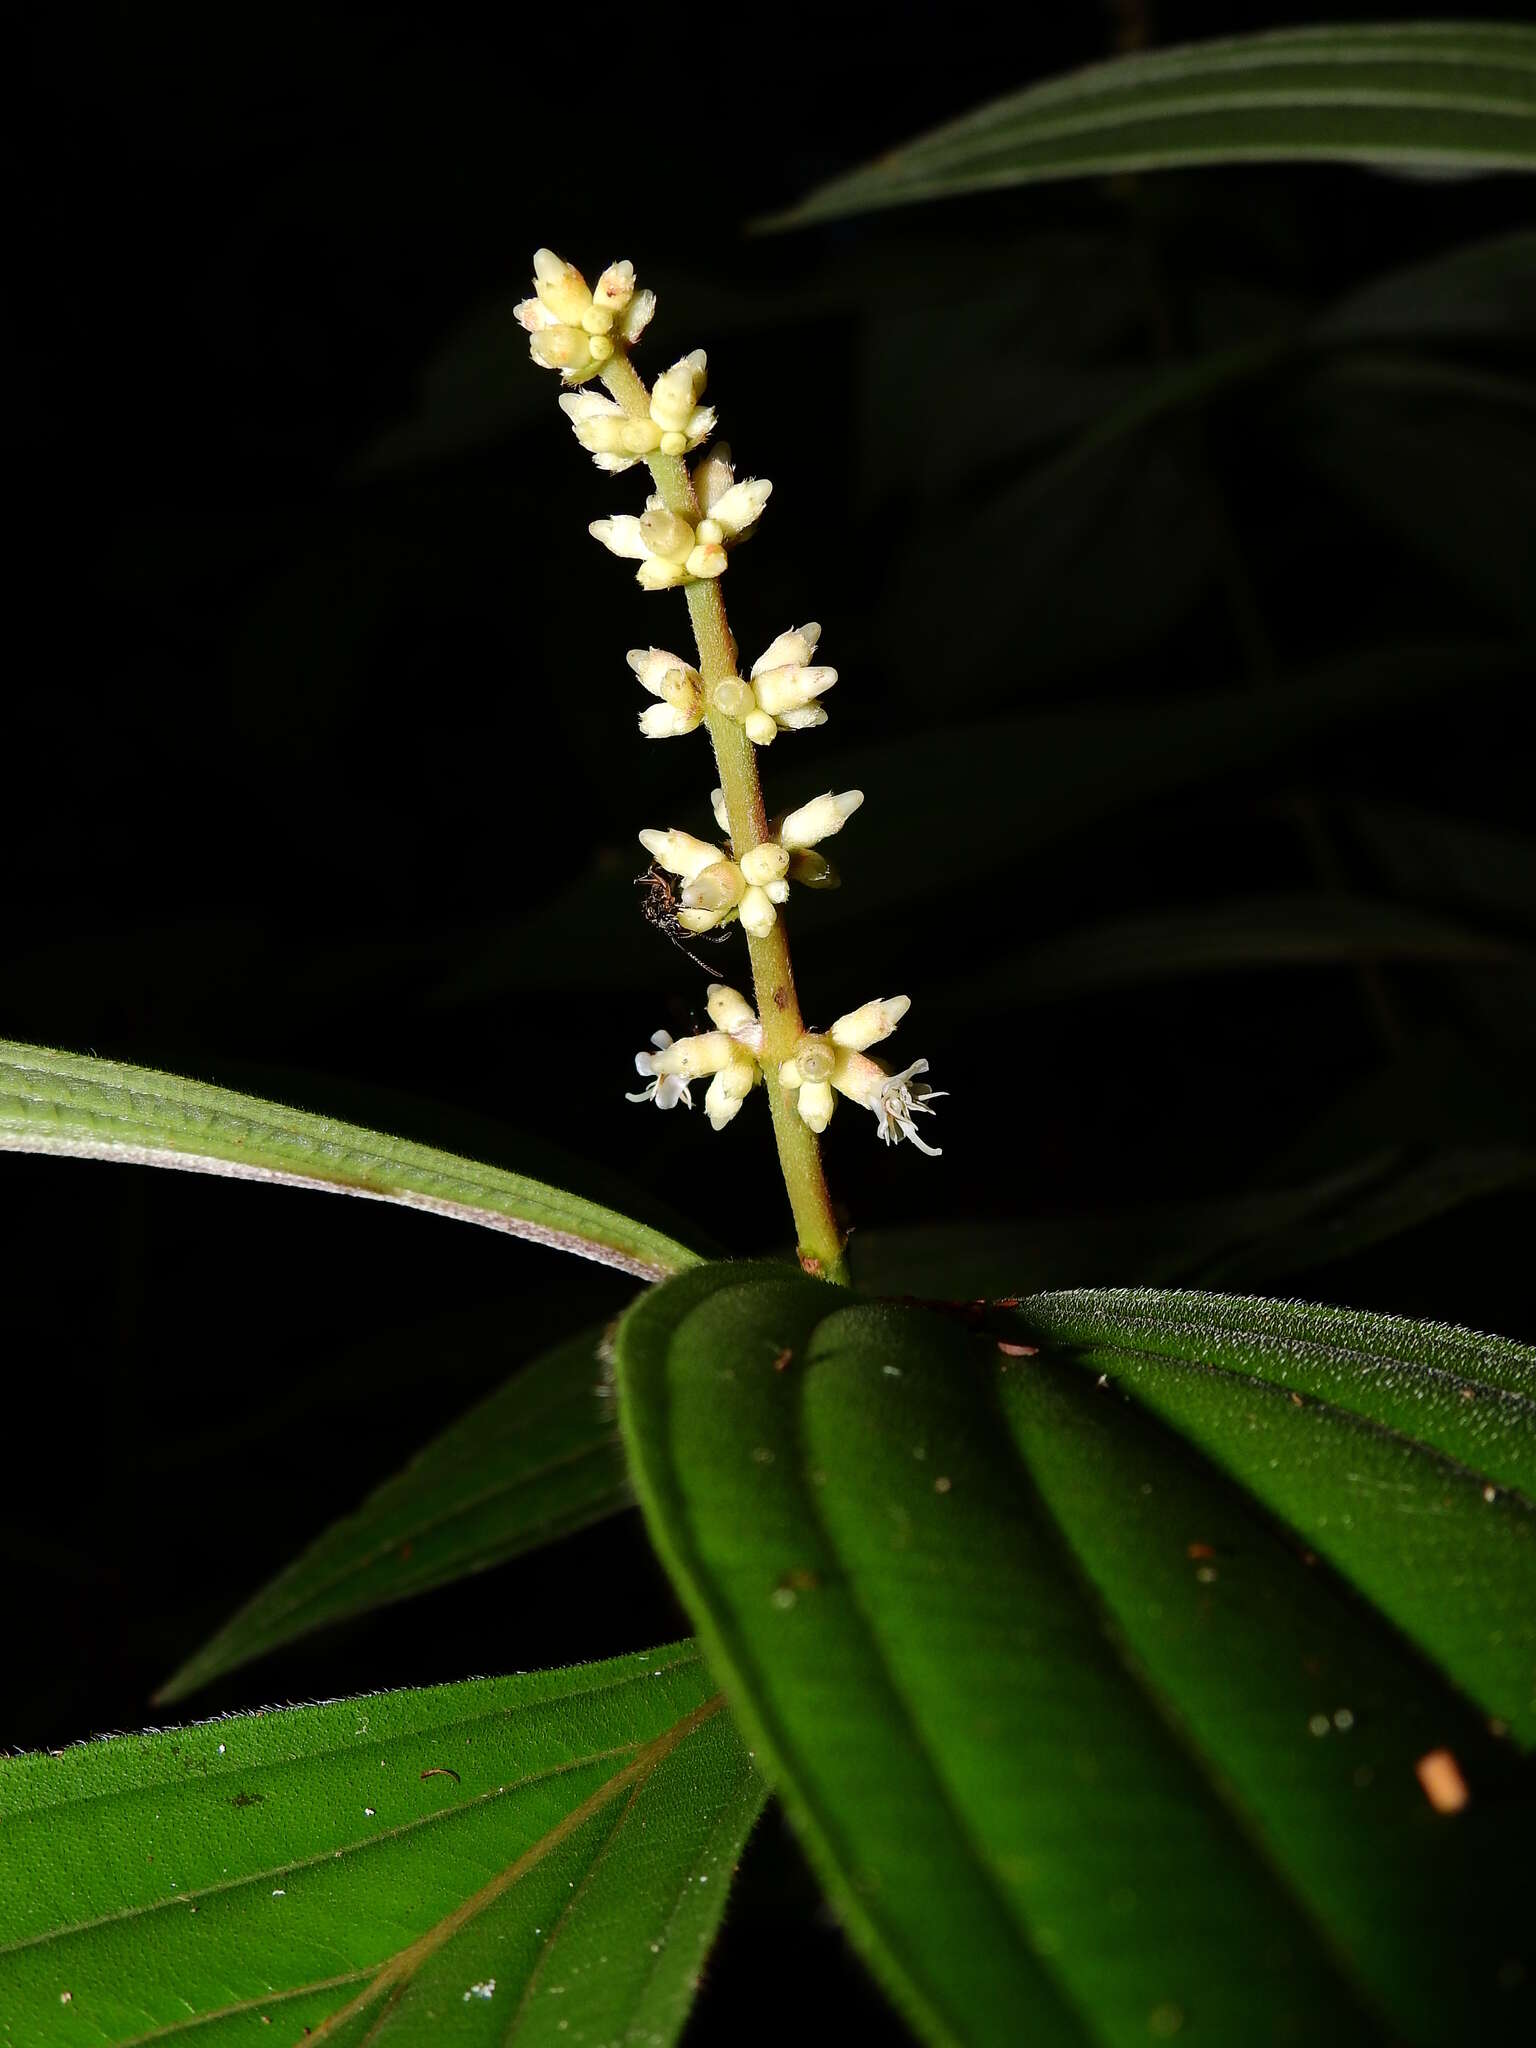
[635,862,732,974]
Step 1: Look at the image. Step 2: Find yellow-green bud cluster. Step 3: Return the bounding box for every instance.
[516,251,654,383]
[638,789,861,938]
[591,447,771,590]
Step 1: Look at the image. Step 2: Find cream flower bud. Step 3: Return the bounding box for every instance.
[775,705,828,732]
[593,260,635,313]
[743,709,778,746]
[707,983,760,1041]
[765,877,791,904]
[531,326,594,374]
[710,788,730,835]
[712,677,755,721]
[739,842,790,889]
[590,515,649,561]
[618,289,656,343]
[639,506,695,564]
[628,647,698,697]
[638,702,701,739]
[693,444,736,514]
[676,905,725,933]
[514,296,557,335]
[793,1034,836,1084]
[705,1066,752,1131]
[568,412,629,456]
[580,305,615,336]
[738,885,778,937]
[587,335,615,363]
[533,249,592,326]
[638,827,723,882]
[751,664,837,717]
[779,789,864,850]
[829,995,911,1051]
[707,479,772,540]
[796,1080,835,1133]
[778,1057,804,1091]
[681,859,746,913]
[636,557,690,590]
[651,1030,736,1079]
[685,540,728,580]
[650,351,708,434]
[658,670,703,715]
[751,624,822,677]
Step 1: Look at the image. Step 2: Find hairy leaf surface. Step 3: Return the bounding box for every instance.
[617,1265,1535,2047]
[0,1646,760,2045]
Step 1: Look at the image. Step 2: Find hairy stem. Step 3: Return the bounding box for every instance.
[600,352,848,1283]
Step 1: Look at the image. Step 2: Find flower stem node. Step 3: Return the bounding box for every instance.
[779,998,943,1153]
[517,251,655,383]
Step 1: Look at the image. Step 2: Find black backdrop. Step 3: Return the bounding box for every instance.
[8,4,1536,2037]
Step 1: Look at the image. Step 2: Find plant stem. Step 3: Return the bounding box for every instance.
[600,352,849,1283]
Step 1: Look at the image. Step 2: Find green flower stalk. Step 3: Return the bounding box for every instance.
[517,250,944,1281]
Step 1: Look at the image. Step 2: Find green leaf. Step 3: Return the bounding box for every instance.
[617,1264,1536,2047]
[951,893,1519,1010]
[0,1645,763,2046]
[158,1325,631,1703]
[1288,355,1536,629]
[852,1150,1536,1301]
[1008,1288,1536,1742]
[766,23,1536,228]
[0,1040,700,1281]
[845,1158,1384,1297]
[1348,800,1536,935]
[1201,1145,1536,1283]
[1317,228,1536,342]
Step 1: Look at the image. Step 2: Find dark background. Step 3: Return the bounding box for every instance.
[7,2,1536,2037]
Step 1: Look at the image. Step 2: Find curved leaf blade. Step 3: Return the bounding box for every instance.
[1008,1289,1536,1743]
[0,1040,700,1281]
[767,23,1536,228]
[0,1646,762,2046]
[616,1266,1536,2047]
[159,1325,631,1704]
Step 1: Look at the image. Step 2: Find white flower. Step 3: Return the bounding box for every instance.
[835,1053,945,1155]
[627,996,761,1130]
[515,251,654,384]
[778,997,943,1153]
[628,647,705,738]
